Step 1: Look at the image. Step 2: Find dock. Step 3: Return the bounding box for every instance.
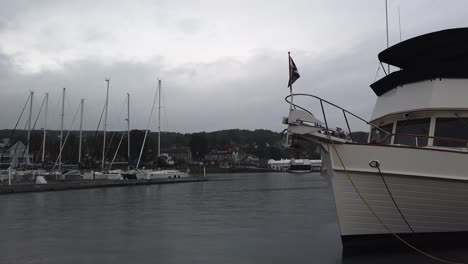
[0,177,208,194]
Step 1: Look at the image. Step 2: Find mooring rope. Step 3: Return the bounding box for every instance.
[327,137,462,264]
[374,163,414,233]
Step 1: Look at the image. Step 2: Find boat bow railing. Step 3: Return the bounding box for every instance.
[284,93,390,142]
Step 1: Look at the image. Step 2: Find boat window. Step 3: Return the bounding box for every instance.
[369,123,393,144]
[394,118,430,147]
[434,118,468,147]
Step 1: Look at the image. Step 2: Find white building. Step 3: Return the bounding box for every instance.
[0,141,32,167]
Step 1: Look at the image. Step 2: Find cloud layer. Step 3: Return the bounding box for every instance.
[1,0,468,133]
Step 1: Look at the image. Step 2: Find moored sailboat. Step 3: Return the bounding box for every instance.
[135,80,189,180]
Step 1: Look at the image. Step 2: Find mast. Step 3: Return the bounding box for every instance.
[158,80,161,157]
[385,0,390,74]
[102,78,110,171]
[127,93,130,170]
[136,81,159,169]
[26,91,33,164]
[78,98,84,164]
[59,88,65,172]
[41,93,48,163]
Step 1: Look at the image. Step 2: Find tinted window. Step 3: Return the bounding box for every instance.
[434,118,468,147]
[394,118,430,147]
[369,123,393,144]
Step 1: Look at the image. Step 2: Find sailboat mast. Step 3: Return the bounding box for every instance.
[102,79,110,171]
[78,98,84,164]
[41,93,48,163]
[127,93,130,169]
[59,88,65,172]
[27,91,33,164]
[136,81,159,169]
[158,80,161,157]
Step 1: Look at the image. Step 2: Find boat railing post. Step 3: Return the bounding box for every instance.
[342,110,353,141]
[319,99,329,133]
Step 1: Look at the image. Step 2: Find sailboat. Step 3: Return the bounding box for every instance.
[90,79,124,180]
[135,80,189,180]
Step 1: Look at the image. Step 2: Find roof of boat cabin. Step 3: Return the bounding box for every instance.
[371,28,468,96]
[378,27,468,68]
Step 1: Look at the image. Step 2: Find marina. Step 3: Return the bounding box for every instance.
[2,1,468,263]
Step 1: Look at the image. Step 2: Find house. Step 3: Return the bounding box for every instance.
[242,154,260,166]
[204,149,240,166]
[161,147,192,164]
[0,141,32,168]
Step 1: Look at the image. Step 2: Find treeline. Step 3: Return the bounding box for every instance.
[0,128,336,165]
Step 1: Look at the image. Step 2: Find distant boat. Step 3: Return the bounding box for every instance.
[268,159,321,172]
[136,169,188,180]
[287,159,313,173]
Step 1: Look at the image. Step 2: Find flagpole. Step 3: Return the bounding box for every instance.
[286,52,294,146]
[288,52,294,110]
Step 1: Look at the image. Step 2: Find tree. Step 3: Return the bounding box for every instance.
[189,132,208,161]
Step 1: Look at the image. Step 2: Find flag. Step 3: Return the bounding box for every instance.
[288,53,300,88]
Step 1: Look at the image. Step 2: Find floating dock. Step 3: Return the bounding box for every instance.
[0,177,208,194]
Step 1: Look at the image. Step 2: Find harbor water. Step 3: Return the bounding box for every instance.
[1,172,466,263]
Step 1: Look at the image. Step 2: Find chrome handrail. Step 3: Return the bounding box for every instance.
[285,93,391,140]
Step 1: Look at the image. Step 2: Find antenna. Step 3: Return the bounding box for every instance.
[385,0,390,74]
[398,4,402,42]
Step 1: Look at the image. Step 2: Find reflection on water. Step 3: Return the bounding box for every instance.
[0,172,466,263]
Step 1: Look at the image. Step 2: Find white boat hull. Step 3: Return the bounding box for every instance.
[136,170,189,180]
[322,143,468,237]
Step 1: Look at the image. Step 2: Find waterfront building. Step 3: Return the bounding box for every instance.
[0,140,32,168]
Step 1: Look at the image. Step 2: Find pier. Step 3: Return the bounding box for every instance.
[0,177,208,194]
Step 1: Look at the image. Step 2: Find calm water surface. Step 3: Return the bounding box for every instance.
[1,173,466,263]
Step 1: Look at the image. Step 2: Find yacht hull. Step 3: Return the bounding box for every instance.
[136,170,189,180]
[322,143,468,242]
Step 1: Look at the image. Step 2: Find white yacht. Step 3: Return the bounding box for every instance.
[288,159,315,173]
[283,28,468,250]
[136,169,189,180]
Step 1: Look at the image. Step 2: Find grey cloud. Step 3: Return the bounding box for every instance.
[0,36,382,134]
[178,18,201,34]
[2,0,468,134]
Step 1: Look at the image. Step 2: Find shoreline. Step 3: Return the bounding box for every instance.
[0,177,208,195]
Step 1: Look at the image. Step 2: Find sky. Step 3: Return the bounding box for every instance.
[0,0,467,133]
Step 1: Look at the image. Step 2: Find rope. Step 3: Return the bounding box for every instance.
[107,131,126,171]
[52,102,81,171]
[375,163,414,233]
[21,94,47,159]
[327,137,462,264]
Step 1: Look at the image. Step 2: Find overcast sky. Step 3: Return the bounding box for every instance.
[1,0,467,133]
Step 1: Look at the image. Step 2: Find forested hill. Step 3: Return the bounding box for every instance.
[0,128,357,163]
